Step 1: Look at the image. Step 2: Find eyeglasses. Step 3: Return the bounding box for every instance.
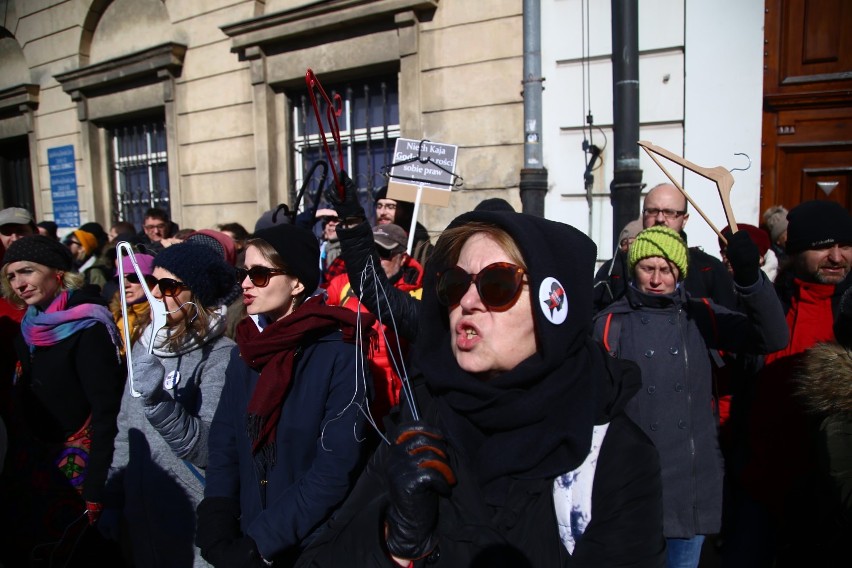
[144,223,167,231]
[436,262,526,309]
[376,202,397,211]
[643,208,686,219]
[66,240,82,247]
[152,277,189,297]
[236,266,287,287]
[124,273,157,287]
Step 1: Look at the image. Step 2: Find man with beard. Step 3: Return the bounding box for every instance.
[729,200,852,567]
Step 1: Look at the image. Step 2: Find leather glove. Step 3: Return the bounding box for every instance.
[85,501,103,526]
[725,229,761,287]
[97,507,122,540]
[132,352,167,405]
[325,170,365,223]
[212,536,266,568]
[384,421,457,561]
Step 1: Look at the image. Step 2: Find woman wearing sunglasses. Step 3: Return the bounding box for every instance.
[102,241,236,567]
[297,211,666,567]
[108,251,156,355]
[197,223,375,567]
[0,235,125,563]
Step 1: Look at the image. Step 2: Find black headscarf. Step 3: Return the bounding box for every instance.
[413,211,640,505]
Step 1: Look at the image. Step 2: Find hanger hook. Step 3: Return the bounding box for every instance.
[730,152,751,173]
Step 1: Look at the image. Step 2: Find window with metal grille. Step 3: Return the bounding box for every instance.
[108,119,170,229]
[0,135,35,213]
[291,75,399,225]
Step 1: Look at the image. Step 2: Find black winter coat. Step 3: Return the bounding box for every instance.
[13,287,125,503]
[296,380,666,568]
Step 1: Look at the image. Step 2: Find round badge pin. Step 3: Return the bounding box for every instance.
[539,277,568,325]
[164,370,181,390]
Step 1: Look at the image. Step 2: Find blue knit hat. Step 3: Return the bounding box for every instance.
[153,241,234,306]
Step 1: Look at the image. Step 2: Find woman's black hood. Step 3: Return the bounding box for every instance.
[412,211,636,503]
[418,210,597,365]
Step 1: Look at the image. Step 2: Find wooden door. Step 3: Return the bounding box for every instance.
[762,0,852,212]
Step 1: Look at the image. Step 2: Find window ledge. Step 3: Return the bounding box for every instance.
[222,0,438,53]
[54,43,187,98]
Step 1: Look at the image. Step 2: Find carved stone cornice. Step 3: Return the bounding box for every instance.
[221,0,438,54]
[54,43,187,97]
[0,83,39,115]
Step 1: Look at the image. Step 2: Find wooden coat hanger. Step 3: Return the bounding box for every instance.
[638,141,738,244]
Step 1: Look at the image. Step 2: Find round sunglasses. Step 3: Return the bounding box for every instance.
[236,266,287,287]
[436,262,526,309]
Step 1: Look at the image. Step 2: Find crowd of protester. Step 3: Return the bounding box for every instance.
[0,175,849,568]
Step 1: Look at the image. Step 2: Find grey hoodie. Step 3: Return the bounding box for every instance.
[107,308,235,568]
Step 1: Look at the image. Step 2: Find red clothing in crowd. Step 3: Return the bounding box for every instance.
[326,256,423,426]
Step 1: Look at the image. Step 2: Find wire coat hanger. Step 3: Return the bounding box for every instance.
[305,69,345,198]
[638,141,738,242]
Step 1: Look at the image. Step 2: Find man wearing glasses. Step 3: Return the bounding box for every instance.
[137,207,173,253]
[594,183,736,312]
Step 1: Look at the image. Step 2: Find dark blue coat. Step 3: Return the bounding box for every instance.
[204,329,369,560]
[593,274,788,538]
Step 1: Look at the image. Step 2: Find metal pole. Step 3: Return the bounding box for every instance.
[520,0,548,217]
[609,0,643,245]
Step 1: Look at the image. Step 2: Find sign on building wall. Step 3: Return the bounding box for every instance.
[386,138,458,207]
[47,145,80,228]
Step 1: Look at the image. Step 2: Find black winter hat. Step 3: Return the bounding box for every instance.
[252,224,320,291]
[2,234,73,271]
[786,200,852,254]
[474,198,515,213]
[79,222,108,248]
[153,241,234,306]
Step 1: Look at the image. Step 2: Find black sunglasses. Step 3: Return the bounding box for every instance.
[151,277,189,298]
[124,273,157,287]
[436,262,526,309]
[236,266,287,287]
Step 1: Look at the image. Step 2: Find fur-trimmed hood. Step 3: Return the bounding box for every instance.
[796,342,852,415]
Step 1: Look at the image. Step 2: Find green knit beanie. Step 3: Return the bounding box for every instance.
[628,226,689,280]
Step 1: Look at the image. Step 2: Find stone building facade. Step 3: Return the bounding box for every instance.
[0,0,524,237]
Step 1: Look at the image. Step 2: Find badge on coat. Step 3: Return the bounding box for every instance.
[164,370,181,390]
[539,277,568,325]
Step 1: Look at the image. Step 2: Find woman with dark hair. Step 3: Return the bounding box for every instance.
[102,241,235,567]
[297,211,667,567]
[0,235,125,563]
[197,223,375,567]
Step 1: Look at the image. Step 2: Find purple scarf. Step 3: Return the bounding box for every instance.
[21,290,122,359]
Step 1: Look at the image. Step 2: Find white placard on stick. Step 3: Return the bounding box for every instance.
[386,138,458,207]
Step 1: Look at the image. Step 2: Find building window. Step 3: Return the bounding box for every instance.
[0,135,34,213]
[290,75,399,224]
[108,118,170,228]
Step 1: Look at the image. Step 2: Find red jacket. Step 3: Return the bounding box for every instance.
[326,255,423,427]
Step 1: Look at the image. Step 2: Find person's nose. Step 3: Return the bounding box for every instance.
[459,280,484,311]
[827,245,842,263]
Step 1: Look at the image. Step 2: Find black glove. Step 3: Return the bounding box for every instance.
[384,421,456,561]
[196,497,243,564]
[325,170,365,223]
[725,229,761,286]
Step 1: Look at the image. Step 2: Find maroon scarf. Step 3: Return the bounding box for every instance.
[235,295,376,466]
